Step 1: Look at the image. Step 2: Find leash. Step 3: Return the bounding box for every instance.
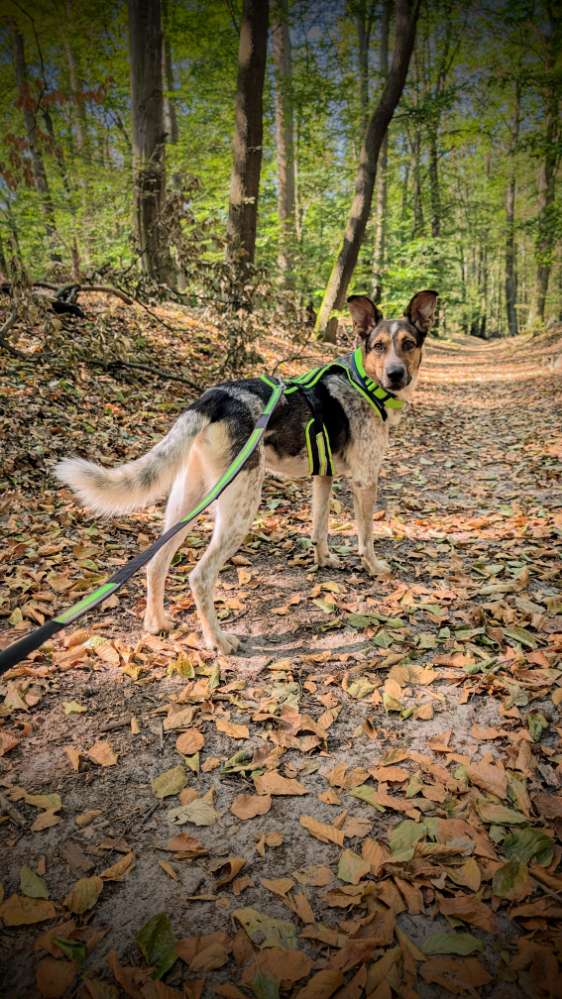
[0,377,285,675]
[0,350,401,675]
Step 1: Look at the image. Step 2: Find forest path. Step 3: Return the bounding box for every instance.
[0,319,561,997]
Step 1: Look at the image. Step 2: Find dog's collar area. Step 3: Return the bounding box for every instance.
[281,346,404,421]
[265,348,404,477]
[347,346,404,419]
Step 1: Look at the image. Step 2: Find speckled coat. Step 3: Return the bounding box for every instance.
[56,290,438,653]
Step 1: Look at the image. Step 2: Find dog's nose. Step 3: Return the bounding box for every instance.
[386,365,406,386]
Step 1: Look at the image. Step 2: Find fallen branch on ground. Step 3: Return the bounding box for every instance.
[84,356,201,391]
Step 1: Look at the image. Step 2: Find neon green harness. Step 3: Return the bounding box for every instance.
[281,346,404,476]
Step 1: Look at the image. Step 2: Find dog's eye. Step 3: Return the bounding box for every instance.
[372,341,385,352]
[402,340,416,351]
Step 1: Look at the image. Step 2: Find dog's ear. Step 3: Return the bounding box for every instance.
[405,290,438,342]
[347,295,383,339]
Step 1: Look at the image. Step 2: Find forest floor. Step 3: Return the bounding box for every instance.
[0,298,561,999]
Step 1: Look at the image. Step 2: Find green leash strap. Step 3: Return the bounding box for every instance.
[0,379,285,675]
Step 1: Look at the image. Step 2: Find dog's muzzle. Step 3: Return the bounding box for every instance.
[384,365,408,390]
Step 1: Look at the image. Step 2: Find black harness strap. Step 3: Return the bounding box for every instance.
[293,384,334,477]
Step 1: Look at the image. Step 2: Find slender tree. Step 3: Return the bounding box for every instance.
[63,0,89,161]
[533,10,561,322]
[226,0,270,282]
[162,0,179,145]
[353,0,376,132]
[371,0,392,301]
[272,0,296,287]
[128,0,172,282]
[12,26,60,262]
[315,0,420,341]
[505,79,521,337]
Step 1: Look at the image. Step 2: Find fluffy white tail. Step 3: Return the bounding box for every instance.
[55,409,208,514]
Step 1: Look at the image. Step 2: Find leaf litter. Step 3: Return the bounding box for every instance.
[0,306,561,994]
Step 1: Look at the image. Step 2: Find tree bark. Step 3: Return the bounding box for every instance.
[226,0,270,282]
[12,27,60,261]
[371,0,392,301]
[315,0,420,341]
[128,0,172,283]
[64,0,89,160]
[41,103,82,280]
[534,67,559,321]
[272,0,296,287]
[355,0,374,133]
[162,0,179,144]
[428,127,441,238]
[400,158,410,223]
[0,232,8,278]
[505,80,521,337]
[411,130,424,233]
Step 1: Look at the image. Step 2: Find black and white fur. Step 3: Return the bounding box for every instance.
[56,290,437,654]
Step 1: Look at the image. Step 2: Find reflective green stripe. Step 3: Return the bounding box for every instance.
[324,426,333,472]
[316,433,327,476]
[260,374,277,389]
[353,346,367,377]
[304,419,314,474]
[55,582,118,625]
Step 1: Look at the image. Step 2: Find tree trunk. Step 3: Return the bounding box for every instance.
[428,127,441,238]
[6,209,27,282]
[412,130,424,233]
[371,0,392,301]
[355,0,371,133]
[226,0,269,284]
[505,80,520,337]
[0,232,8,278]
[315,0,420,341]
[162,0,179,144]
[128,0,172,283]
[64,0,89,160]
[272,0,296,287]
[400,159,410,223]
[534,79,559,322]
[41,104,82,280]
[12,27,60,262]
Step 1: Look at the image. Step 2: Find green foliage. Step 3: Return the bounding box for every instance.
[0,0,560,333]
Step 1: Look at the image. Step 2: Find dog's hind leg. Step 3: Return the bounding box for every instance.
[189,460,264,654]
[311,476,341,569]
[144,461,204,634]
[351,481,390,577]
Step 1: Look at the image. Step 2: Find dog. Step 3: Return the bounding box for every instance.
[56,289,437,654]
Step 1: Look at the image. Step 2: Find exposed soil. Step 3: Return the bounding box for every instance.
[0,306,561,998]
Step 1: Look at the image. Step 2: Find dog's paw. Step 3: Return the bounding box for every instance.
[143,610,174,634]
[361,556,391,578]
[317,553,343,570]
[205,630,241,655]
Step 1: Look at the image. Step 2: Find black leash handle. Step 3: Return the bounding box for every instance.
[0,620,66,672]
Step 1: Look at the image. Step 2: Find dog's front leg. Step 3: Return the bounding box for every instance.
[351,481,390,577]
[311,476,341,568]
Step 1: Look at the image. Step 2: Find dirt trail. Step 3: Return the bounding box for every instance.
[0,322,561,998]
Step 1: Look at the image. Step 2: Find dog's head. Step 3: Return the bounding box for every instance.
[347,290,438,395]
